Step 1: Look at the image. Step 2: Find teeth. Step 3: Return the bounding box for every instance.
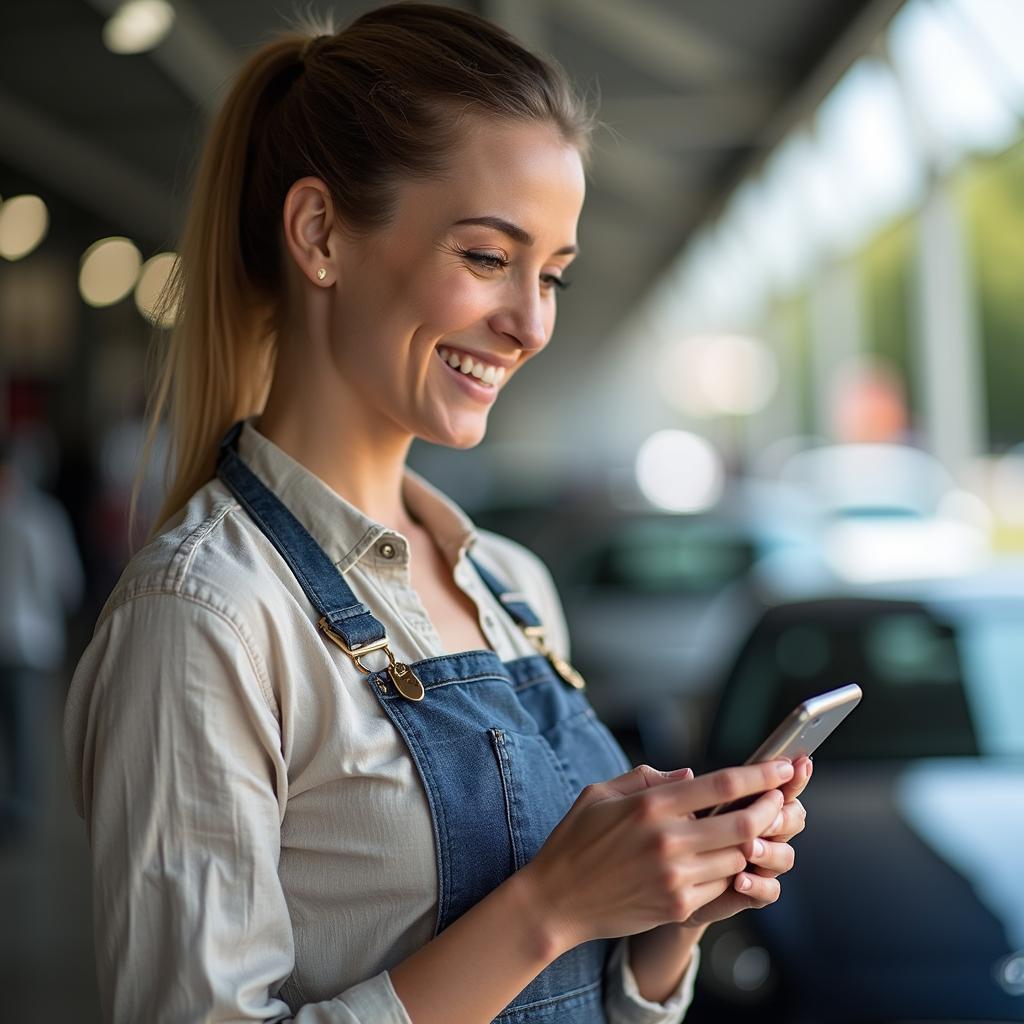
[436,346,507,388]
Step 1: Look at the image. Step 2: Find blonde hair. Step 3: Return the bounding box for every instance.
[133,2,596,545]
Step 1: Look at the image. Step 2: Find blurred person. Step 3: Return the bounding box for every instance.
[0,431,83,839]
[831,354,911,444]
[62,5,812,1023]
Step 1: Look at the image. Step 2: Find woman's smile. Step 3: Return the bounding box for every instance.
[434,345,503,403]
[436,344,511,383]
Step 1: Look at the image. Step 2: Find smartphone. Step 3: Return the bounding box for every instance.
[700,682,863,817]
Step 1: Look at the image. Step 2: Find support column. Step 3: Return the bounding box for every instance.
[912,178,987,481]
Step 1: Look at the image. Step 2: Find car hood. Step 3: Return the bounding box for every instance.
[754,758,1024,1020]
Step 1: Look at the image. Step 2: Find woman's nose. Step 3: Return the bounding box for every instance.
[488,288,549,353]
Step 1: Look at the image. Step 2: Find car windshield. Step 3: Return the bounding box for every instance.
[708,600,1024,763]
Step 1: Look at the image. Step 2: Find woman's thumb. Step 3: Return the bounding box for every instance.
[599,763,693,799]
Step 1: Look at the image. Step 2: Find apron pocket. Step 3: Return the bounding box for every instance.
[544,705,633,792]
[489,727,579,872]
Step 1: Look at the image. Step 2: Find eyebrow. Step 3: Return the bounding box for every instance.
[452,216,578,256]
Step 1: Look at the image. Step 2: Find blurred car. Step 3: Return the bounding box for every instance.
[553,480,828,761]
[691,568,1024,1022]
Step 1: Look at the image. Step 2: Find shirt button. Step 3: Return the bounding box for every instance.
[378,541,396,559]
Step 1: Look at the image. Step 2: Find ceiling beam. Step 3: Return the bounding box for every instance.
[576,203,694,283]
[601,91,783,150]
[614,0,910,348]
[480,0,548,52]
[737,0,908,194]
[588,131,696,216]
[555,0,780,89]
[0,87,179,243]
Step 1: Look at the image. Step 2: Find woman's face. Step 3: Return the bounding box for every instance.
[326,118,586,448]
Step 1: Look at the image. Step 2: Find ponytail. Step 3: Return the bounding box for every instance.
[132,32,317,545]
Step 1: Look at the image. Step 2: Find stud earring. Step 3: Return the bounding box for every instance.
[316,267,327,281]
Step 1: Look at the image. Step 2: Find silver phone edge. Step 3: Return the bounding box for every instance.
[705,682,863,816]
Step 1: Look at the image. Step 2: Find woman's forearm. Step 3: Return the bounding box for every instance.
[389,869,568,1024]
[627,922,706,1005]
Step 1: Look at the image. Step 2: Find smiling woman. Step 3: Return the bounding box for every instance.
[62,4,811,1024]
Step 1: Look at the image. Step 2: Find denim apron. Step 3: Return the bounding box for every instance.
[217,422,632,1022]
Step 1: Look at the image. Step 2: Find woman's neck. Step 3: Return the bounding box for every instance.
[256,379,420,538]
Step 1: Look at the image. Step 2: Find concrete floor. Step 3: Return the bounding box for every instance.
[0,673,103,1021]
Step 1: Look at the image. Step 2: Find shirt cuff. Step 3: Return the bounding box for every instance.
[323,970,413,1023]
[604,935,701,1024]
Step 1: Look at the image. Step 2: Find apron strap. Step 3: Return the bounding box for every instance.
[466,555,542,629]
[216,421,386,651]
[467,554,586,690]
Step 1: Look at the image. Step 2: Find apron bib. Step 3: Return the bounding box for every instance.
[217,422,631,1022]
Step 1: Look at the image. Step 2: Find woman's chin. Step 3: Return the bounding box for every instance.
[421,415,489,450]
[444,428,488,450]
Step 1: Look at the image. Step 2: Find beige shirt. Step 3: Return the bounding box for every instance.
[63,418,698,1023]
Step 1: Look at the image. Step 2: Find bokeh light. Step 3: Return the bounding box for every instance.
[659,333,778,418]
[634,429,724,513]
[0,194,49,260]
[102,0,176,55]
[79,237,142,307]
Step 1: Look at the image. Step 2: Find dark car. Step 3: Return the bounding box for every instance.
[691,573,1024,1022]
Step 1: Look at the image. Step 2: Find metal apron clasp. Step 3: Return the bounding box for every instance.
[319,617,426,701]
[523,625,586,690]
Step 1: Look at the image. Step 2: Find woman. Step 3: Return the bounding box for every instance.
[63,4,811,1022]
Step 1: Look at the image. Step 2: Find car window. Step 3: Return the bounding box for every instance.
[577,519,756,594]
[707,604,980,764]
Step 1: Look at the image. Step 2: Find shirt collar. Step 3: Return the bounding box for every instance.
[236,417,478,572]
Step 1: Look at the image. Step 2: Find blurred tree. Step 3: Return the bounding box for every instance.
[958,138,1024,449]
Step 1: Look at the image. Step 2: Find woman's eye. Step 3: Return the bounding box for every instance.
[540,272,573,292]
[465,252,509,270]
[460,248,571,292]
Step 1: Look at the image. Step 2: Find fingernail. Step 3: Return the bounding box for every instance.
[775,760,794,778]
[738,875,752,892]
[805,760,813,778]
[770,812,785,833]
[753,839,765,857]
[666,767,693,779]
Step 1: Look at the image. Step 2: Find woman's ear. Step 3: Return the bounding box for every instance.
[282,176,338,287]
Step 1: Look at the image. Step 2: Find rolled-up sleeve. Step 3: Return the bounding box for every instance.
[63,589,412,1023]
[605,939,700,1024]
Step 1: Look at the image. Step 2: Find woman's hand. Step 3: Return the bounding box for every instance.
[679,755,811,928]
[517,759,797,953]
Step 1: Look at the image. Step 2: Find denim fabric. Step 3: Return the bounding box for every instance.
[216,422,633,1023]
